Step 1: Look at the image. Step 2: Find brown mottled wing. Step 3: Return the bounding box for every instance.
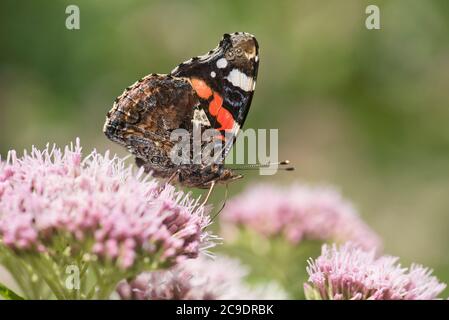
[104,74,198,177]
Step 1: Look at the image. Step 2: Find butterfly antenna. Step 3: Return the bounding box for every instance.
[231,160,295,171]
[210,184,229,222]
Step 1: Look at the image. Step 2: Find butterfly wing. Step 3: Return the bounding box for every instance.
[171,32,259,163]
[104,74,199,177]
[104,32,259,186]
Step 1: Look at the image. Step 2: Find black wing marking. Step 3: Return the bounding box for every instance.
[171,32,259,163]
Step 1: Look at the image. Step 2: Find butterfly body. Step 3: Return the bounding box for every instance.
[104,32,259,188]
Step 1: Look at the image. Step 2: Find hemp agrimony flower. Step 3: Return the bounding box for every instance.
[221,184,381,250]
[117,255,287,300]
[304,243,446,300]
[0,139,213,299]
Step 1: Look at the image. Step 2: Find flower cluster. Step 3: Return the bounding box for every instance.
[0,139,213,299]
[304,243,446,300]
[220,184,381,250]
[117,255,287,300]
[0,139,446,301]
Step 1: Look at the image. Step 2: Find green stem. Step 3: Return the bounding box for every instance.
[27,255,66,299]
[0,282,24,300]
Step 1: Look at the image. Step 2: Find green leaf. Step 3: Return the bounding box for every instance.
[0,282,24,300]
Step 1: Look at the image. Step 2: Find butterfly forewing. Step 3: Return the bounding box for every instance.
[171,32,259,163]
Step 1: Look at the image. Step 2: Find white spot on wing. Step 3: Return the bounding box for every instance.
[210,71,216,78]
[192,109,211,126]
[226,69,254,92]
[216,58,228,69]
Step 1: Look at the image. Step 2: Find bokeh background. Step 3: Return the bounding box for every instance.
[1,0,449,295]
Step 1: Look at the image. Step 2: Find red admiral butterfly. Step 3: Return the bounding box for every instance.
[104,33,260,192]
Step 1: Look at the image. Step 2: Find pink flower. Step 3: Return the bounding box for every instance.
[304,243,446,300]
[117,255,288,300]
[220,184,381,251]
[0,139,214,299]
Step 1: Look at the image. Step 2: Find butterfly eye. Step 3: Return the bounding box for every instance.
[225,49,235,60]
[235,48,243,57]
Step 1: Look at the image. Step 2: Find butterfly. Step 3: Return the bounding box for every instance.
[104,32,259,199]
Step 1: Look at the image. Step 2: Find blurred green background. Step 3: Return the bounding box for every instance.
[1,0,449,293]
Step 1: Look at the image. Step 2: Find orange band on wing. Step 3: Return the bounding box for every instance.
[191,78,213,99]
[208,92,234,131]
[216,108,234,131]
[209,92,223,115]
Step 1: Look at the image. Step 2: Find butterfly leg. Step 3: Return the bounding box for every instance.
[201,180,216,206]
[209,183,229,222]
[166,169,180,185]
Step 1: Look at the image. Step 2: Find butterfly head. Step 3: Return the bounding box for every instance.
[218,32,259,73]
[202,163,243,188]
